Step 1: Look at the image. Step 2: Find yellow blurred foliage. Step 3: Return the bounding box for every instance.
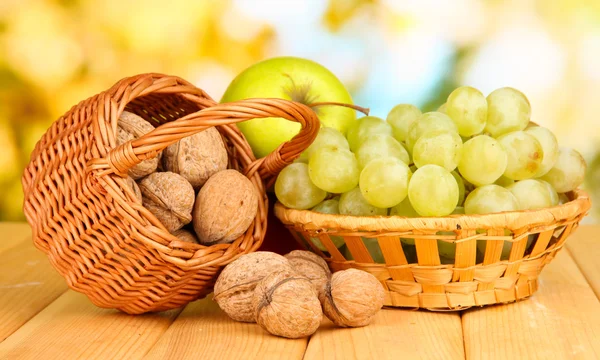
[0,0,599,221]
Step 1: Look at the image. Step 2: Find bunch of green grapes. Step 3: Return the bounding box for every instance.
[273,86,587,262]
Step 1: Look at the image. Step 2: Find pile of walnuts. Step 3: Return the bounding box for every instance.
[118,111,258,245]
[213,250,386,339]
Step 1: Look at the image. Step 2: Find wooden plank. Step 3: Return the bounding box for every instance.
[0,238,68,341]
[0,290,181,359]
[566,225,600,299]
[462,249,600,359]
[0,222,32,255]
[144,297,307,360]
[304,308,464,359]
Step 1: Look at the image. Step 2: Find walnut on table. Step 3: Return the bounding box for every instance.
[320,268,385,328]
[284,250,331,298]
[252,269,322,339]
[213,252,294,323]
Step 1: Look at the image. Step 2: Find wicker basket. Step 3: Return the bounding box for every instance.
[22,73,319,314]
[275,190,591,310]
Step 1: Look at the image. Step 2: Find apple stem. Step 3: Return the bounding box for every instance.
[308,102,370,116]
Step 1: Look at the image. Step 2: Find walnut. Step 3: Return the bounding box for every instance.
[284,250,331,298]
[192,170,258,245]
[117,111,161,179]
[163,127,228,189]
[171,229,198,244]
[126,176,142,203]
[213,252,293,323]
[138,172,194,232]
[320,268,385,328]
[252,270,322,339]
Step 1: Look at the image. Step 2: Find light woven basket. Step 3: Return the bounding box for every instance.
[22,73,319,314]
[275,190,591,310]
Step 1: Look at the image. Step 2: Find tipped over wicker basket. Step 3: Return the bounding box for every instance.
[22,73,319,314]
[275,190,591,310]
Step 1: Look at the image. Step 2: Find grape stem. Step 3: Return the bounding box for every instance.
[308,102,370,116]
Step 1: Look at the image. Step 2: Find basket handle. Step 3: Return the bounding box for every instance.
[88,98,321,179]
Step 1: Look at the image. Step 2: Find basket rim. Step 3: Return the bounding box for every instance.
[274,189,591,233]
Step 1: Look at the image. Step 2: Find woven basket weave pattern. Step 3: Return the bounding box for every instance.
[22,73,319,314]
[275,190,591,310]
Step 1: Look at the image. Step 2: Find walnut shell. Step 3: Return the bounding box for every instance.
[171,229,199,244]
[163,127,228,188]
[192,170,258,245]
[284,250,331,298]
[320,268,385,328]
[213,252,293,323]
[126,176,142,203]
[117,111,161,179]
[139,172,194,232]
[253,270,322,339]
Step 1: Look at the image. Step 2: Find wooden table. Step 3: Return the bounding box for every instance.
[0,223,599,359]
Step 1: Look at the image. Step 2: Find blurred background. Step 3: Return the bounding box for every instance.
[1,0,599,222]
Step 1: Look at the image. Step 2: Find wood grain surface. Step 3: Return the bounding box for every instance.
[1,223,600,359]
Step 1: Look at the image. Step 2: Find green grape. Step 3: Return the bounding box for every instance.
[539,180,559,206]
[346,116,392,151]
[540,148,587,193]
[437,103,447,113]
[275,163,327,209]
[494,175,515,187]
[312,198,340,214]
[463,177,476,193]
[497,131,543,180]
[341,239,386,263]
[401,238,416,246]
[446,86,488,136]
[458,135,508,186]
[408,165,459,216]
[363,237,385,263]
[391,197,420,245]
[525,122,539,129]
[298,127,349,162]
[437,230,461,262]
[451,171,466,206]
[413,131,463,171]
[310,199,345,250]
[452,206,465,214]
[355,134,410,169]
[340,245,353,260]
[293,157,307,164]
[507,179,553,210]
[485,87,531,137]
[308,146,359,193]
[359,157,411,208]
[464,185,519,214]
[310,235,344,252]
[339,187,388,216]
[438,239,456,260]
[524,126,559,177]
[406,112,458,153]
[390,197,420,217]
[559,193,570,204]
[386,104,421,143]
[477,233,535,260]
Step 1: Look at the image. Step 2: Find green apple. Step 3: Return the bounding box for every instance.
[221,56,356,158]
